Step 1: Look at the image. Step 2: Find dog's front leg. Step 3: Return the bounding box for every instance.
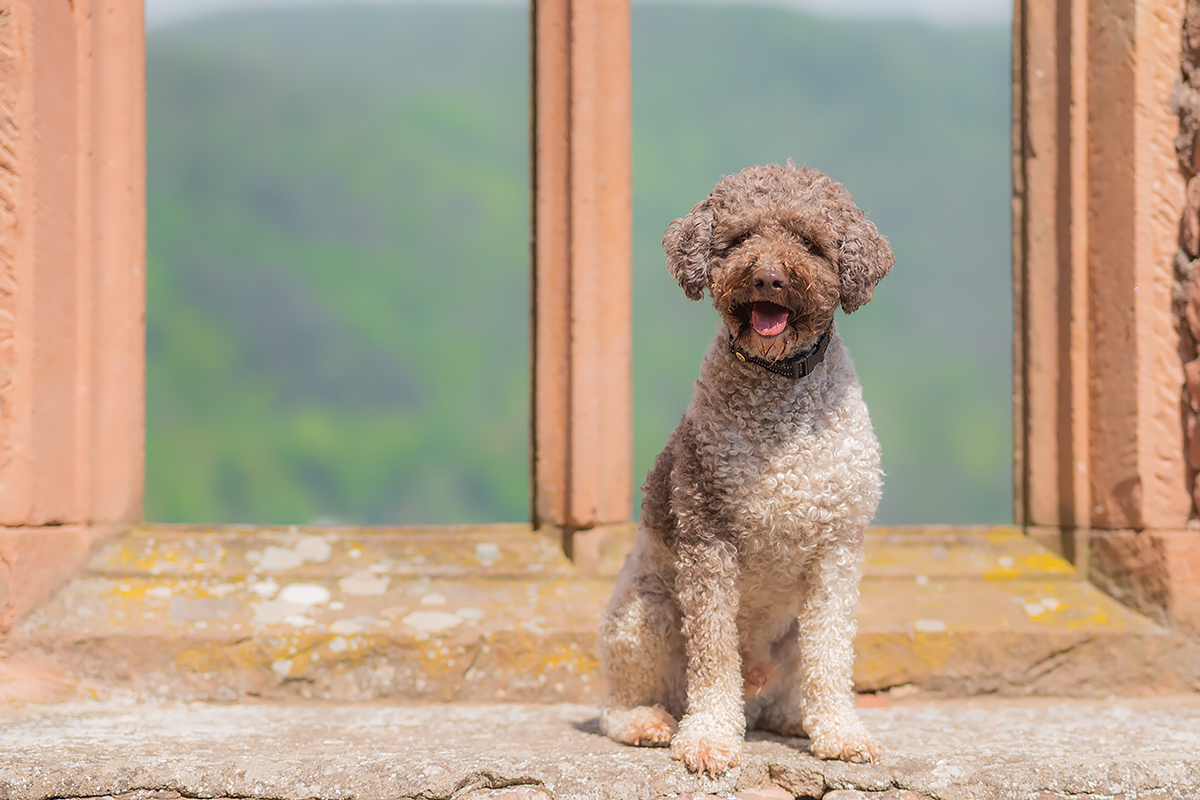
[670,536,745,776]
[799,538,880,763]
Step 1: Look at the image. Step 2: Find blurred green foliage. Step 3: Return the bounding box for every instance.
[145,4,1012,525]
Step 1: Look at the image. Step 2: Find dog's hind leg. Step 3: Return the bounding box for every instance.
[598,543,683,747]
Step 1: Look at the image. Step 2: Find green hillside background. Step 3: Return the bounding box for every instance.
[145,4,1012,526]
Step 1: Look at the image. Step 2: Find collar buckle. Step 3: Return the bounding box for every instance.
[728,328,832,380]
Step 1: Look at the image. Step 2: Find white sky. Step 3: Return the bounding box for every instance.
[144,0,1011,30]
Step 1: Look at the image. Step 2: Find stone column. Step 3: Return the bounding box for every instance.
[1015,0,1200,630]
[0,0,145,635]
[530,0,633,548]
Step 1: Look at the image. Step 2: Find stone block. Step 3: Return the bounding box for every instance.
[0,526,96,639]
[1090,529,1200,632]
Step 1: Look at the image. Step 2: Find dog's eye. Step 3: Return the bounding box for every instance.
[798,234,826,258]
[716,231,752,253]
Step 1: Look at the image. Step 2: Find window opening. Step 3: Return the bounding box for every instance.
[145,5,531,525]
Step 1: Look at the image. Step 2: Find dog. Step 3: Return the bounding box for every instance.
[598,163,893,775]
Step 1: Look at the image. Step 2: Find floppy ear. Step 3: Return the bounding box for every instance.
[838,217,894,313]
[662,199,715,301]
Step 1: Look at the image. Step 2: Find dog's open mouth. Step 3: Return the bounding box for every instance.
[749,302,789,337]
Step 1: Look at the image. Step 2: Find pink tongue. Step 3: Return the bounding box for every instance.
[751,302,789,336]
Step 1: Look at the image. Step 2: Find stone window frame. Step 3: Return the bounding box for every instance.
[0,0,634,629]
[1014,0,1200,629]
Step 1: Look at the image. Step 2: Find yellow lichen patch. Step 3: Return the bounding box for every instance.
[132,541,184,572]
[171,635,276,681]
[1022,551,1074,575]
[102,578,197,626]
[106,578,224,606]
[853,630,956,690]
[982,527,1024,545]
[535,640,599,674]
[100,535,230,576]
[862,551,902,568]
[397,636,478,688]
[1066,609,1116,630]
[983,565,1020,581]
[983,550,1073,581]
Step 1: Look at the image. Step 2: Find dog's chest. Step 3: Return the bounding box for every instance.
[687,352,882,557]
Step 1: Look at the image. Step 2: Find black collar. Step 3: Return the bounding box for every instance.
[728,328,832,380]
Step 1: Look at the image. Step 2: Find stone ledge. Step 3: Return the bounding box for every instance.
[10,524,1199,702]
[3,697,1200,800]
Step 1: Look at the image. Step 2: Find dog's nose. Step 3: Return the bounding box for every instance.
[752,265,788,293]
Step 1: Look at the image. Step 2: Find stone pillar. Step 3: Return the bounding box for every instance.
[530,0,633,546]
[1015,0,1200,630]
[1013,0,1093,542]
[0,0,145,635]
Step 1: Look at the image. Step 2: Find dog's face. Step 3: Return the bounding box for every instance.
[708,210,842,362]
[662,164,894,362]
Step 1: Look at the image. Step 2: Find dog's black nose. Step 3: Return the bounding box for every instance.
[752,265,787,293]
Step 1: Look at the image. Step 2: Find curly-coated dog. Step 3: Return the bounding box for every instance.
[598,163,894,776]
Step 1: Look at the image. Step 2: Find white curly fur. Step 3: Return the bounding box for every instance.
[599,163,892,776]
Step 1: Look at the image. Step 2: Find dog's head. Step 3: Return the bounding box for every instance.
[662,163,893,362]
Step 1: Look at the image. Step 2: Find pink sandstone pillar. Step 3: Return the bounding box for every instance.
[1015,0,1200,630]
[530,0,634,547]
[0,0,145,636]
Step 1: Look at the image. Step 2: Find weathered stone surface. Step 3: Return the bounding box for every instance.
[3,698,1200,800]
[14,525,1197,704]
[1185,175,1200,257]
[458,788,553,800]
[768,759,826,798]
[1186,358,1200,414]
[1091,529,1200,633]
[0,526,100,635]
[734,783,795,800]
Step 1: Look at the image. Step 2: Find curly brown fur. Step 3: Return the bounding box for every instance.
[664,163,892,359]
[600,163,893,775]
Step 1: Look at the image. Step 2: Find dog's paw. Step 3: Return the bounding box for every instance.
[670,725,743,776]
[808,727,882,763]
[600,705,677,747]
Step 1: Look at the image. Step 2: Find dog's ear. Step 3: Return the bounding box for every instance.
[663,199,715,301]
[838,217,894,314]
